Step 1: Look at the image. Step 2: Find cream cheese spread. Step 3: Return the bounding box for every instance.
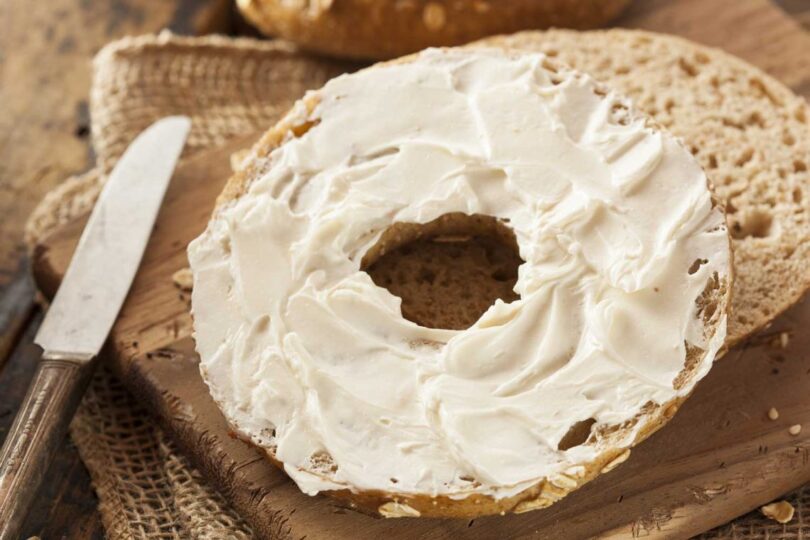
[188,49,730,501]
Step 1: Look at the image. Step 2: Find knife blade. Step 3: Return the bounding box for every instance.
[35,116,191,359]
[0,116,190,540]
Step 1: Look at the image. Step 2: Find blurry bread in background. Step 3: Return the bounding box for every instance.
[236,0,631,60]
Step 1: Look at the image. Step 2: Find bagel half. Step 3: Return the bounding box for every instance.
[190,43,732,517]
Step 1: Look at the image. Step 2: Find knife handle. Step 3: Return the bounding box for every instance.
[0,355,96,540]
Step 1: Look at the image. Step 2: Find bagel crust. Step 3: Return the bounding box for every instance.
[236,0,631,60]
[190,44,732,518]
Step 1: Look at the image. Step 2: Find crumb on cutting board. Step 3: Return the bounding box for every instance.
[768,407,779,421]
[789,424,802,436]
[760,500,795,523]
[172,268,193,292]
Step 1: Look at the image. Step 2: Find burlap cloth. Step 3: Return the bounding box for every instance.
[23,32,810,539]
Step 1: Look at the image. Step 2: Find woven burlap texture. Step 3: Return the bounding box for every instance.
[24,32,809,539]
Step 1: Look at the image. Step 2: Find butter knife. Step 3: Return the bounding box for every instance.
[0,116,190,539]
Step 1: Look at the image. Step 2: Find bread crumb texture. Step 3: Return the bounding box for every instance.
[480,29,810,344]
[761,500,795,523]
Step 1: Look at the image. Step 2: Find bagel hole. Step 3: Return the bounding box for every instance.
[558,418,597,451]
[362,213,524,330]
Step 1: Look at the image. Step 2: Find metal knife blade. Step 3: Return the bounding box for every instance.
[34,116,191,360]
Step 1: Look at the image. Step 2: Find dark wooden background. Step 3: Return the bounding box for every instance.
[0,1,808,538]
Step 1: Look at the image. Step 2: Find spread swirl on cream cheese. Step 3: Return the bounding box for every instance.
[189,49,730,501]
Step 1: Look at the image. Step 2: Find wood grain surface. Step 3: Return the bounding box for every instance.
[3,0,810,537]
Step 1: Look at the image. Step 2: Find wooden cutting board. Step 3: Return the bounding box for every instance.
[31,1,810,538]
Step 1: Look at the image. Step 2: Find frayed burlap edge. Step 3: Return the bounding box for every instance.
[22,32,810,539]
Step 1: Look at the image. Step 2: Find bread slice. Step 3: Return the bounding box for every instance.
[202,44,731,518]
[474,29,810,345]
[236,0,630,60]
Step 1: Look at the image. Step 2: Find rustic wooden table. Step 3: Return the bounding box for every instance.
[0,1,808,538]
